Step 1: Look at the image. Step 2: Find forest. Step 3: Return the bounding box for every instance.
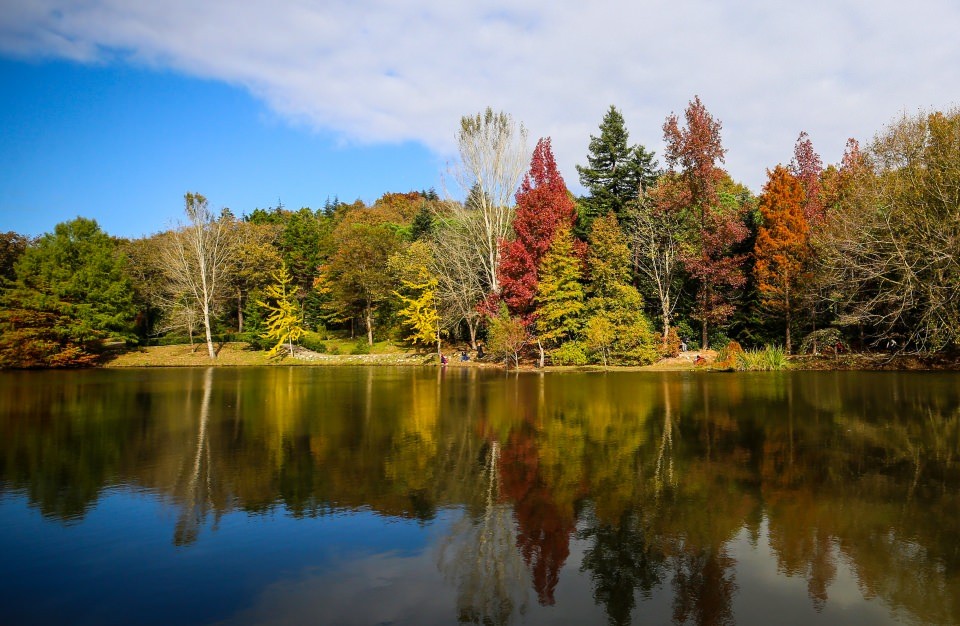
[1,97,958,368]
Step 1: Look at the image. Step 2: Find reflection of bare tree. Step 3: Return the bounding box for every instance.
[438,440,530,625]
[172,367,216,546]
[655,378,677,496]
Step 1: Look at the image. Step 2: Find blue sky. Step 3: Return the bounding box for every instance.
[0,59,443,238]
[1,0,958,239]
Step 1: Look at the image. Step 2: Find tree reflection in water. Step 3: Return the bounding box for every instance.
[579,507,666,626]
[438,440,530,625]
[172,367,216,546]
[2,369,960,625]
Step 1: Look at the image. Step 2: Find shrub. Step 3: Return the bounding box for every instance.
[351,339,372,355]
[610,317,660,365]
[300,331,327,353]
[708,330,731,351]
[799,328,844,355]
[150,334,193,347]
[736,345,788,371]
[658,327,681,358]
[715,340,744,369]
[237,331,271,351]
[675,320,697,350]
[551,341,588,366]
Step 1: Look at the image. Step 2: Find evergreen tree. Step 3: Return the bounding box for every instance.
[577,105,659,230]
[535,226,585,346]
[586,214,659,365]
[410,202,434,242]
[0,217,136,367]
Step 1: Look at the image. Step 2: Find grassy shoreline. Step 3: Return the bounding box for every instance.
[102,342,960,371]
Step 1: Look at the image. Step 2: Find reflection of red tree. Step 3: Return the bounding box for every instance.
[499,426,575,605]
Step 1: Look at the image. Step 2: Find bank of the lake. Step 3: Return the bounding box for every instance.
[104,341,960,371]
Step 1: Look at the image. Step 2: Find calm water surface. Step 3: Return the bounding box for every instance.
[1,367,959,625]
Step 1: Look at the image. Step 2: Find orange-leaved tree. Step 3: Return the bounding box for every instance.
[754,166,809,353]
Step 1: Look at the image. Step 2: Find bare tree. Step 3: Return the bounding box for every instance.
[162,193,238,359]
[430,205,486,348]
[630,183,685,341]
[448,108,528,294]
[438,440,530,624]
[817,109,960,351]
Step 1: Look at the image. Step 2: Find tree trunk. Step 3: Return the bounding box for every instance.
[467,319,478,351]
[202,304,216,360]
[700,286,709,350]
[661,301,671,341]
[237,290,244,334]
[365,304,374,346]
[537,340,545,368]
[785,288,792,354]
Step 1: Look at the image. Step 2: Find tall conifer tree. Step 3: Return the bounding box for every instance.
[754,166,809,354]
[535,226,585,347]
[577,106,659,230]
[499,138,577,318]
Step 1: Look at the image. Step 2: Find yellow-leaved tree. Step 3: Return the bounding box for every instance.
[396,276,442,354]
[257,262,305,358]
[390,241,443,355]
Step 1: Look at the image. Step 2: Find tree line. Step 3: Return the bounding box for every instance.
[1,98,958,367]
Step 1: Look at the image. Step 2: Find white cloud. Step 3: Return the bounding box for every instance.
[2,0,958,191]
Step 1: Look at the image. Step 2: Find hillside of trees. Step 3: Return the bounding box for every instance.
[1,99,958,368]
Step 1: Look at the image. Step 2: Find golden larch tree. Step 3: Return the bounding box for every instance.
[257,262,305,358]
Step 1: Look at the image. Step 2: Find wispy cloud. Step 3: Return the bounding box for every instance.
[3,0,958,190]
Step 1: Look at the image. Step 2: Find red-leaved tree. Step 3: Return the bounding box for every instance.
[498,138,578,318]
[663,96,748,349]
[789,131,824,223]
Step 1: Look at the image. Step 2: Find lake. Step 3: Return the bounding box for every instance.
[1,367,958,625]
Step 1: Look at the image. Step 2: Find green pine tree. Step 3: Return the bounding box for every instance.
[535,226,585,346]
[409,202,434,242]
[0,217,137,368]
[576,106,659,231]
[586,214,658,365]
